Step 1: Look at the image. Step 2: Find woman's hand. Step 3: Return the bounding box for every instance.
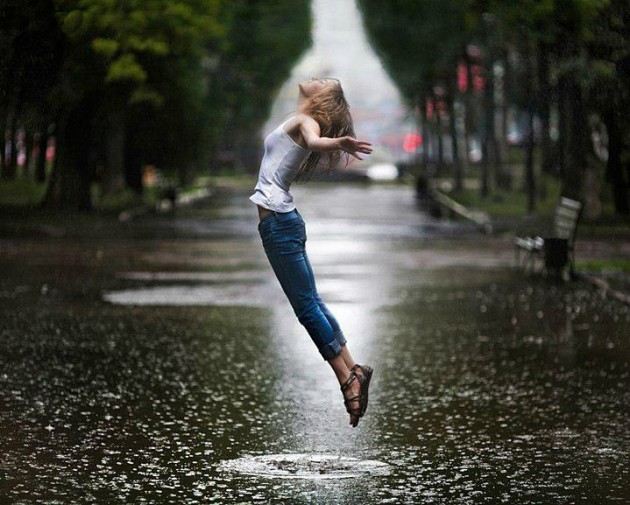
[337,136,373,161]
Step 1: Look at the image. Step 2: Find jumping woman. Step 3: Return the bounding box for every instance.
[250,77,374,427]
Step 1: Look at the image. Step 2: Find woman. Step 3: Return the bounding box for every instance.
[250,77,373,427]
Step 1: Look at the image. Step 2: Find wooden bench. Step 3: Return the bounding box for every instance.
[514,197,583,278]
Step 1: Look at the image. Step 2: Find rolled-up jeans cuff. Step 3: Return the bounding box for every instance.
[320,339,343,361]
[331,329,347,347]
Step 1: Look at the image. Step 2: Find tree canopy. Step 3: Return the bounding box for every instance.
[357,0,630,216]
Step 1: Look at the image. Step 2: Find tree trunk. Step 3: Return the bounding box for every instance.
[6,83,26,179]
[486,60,508,190]
[420,96,430,170]
[464,59,476,174]
[560,77,587,202]
[436,96,444,172]
[35,125,49,183]
[1,129,8,178]
[230,120,260,174]
[1,75,18,179]
[538,42,554,177]
[524,97,536,213]
[124,140,144,195]
[556,38,574,185]
[603,108,628,214]
[446,81,462,192]
[0,101,5,175]
[100,108,127,197]
[523,47,537,212]
[494,53,510,186]
[21,128,31,177]
[480,136,490,198]
[40,102,95,211]
[480,65,493,198]
[4,114,17,179]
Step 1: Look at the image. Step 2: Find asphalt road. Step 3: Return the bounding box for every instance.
[1,183,628,504]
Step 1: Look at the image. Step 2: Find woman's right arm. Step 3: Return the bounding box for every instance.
[299,115,373,160]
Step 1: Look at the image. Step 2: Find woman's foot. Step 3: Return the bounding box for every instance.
[340,371,362,427]
[351,364,373,416]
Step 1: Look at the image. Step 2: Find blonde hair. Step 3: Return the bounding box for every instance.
[294,79,355,184]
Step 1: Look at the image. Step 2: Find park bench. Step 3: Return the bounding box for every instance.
[514,196,583,278]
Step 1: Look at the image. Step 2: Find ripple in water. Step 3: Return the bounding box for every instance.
[218,453,391,480]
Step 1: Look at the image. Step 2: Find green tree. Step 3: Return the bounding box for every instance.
[3,0,311,211]
[0,0,64,180]
[457,0,617,216]
[41,0,225,210]
[359,0,626,219]
[212,0,312,172]
[587,0,630,214]
[356,0,471,192]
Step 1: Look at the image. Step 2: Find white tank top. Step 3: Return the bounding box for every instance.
[249,117,311,213]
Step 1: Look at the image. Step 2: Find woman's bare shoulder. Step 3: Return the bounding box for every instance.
[284,113,318,136]
[295,112,317,123]
[293,113,319,132]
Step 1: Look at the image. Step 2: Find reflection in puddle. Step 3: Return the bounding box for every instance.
[117,271,267,282]
[218,453,390,479]
[103,283,271,306]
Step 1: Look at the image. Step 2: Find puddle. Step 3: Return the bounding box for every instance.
[116,270,267,282]
[218,453,391,480]
[102,283,271,306]
[1,183,629,504]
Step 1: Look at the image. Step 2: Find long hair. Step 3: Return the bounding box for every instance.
[294,79,355,184]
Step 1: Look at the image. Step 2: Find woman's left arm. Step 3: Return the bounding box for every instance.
[299,115,373,160]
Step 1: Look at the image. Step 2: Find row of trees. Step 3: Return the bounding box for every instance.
[0,0,310,210]
[357,0,630,218]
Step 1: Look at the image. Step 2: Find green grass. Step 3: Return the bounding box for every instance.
[91,186,157,212]
[0,177,48,206]
[576,259,630,273]
[207,172,258,188]
[433,147,629,236]
[0,174,212,213]
[447,174,562,219]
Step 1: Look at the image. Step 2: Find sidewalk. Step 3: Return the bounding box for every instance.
[428,177,630,304]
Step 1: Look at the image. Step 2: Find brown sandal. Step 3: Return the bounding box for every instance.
[351,364,373,417]
[340,370,364,427]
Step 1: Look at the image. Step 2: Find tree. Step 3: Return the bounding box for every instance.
[212,0,312,171]
[588,0,630,215]
[0,0,64,180]
[39,0,226,210]
[358,0,627,220]
[356,1,481,190]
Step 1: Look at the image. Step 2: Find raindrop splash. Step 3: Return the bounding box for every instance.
[218,453,391,480]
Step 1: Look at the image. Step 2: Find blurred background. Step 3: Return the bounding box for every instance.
[1,0,628,219]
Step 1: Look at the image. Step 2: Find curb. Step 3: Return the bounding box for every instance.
[577,272,630,306]
[118,185,213,222]
[428,188,493,234]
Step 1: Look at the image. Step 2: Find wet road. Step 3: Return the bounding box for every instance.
[1,183,629,504]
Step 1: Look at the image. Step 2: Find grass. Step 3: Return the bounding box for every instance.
[0,173,215,214]
[445,176,630,237]
[207,171,258,189]
[91,186,159,212]
[576,259,630,273]
[0,176,48,206]
[430,144,630,236]
[448,175,562,219]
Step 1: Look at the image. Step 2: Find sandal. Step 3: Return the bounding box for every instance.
[340,370,364,427]
[351,364,373,416]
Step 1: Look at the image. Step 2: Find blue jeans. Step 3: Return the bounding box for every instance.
[257,208,347,360]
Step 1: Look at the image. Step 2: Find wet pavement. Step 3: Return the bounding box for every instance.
[0,183,629,504]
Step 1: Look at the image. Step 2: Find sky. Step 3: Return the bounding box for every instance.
[264,0,414,163]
